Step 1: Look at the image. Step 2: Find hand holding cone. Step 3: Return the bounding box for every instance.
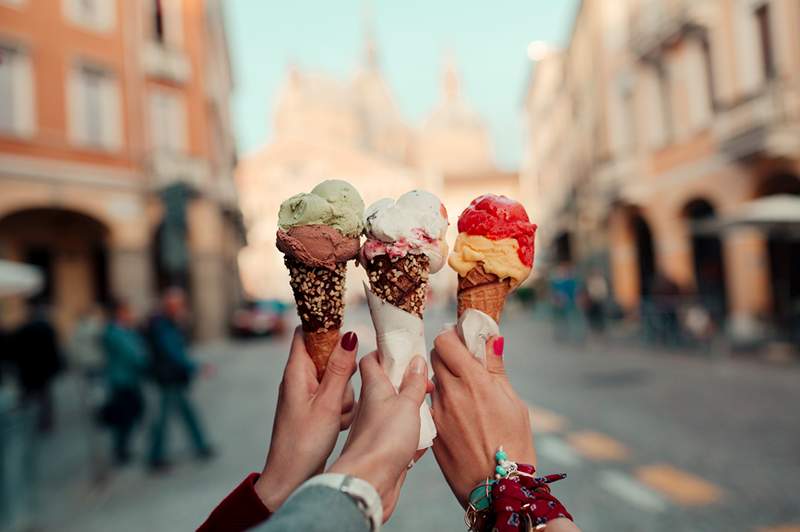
[360,189,449,449]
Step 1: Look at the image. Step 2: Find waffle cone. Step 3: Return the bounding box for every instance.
[456,263,511,323]
[285,256,346,378]
[364,254,430,318]
[304,328,340,378]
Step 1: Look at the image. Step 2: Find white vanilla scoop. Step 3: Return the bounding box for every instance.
[362,190,449,272]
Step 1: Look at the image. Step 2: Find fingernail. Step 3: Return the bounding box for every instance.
[493,337,505,357]
[341,331,358,351]
[409,356,426,375]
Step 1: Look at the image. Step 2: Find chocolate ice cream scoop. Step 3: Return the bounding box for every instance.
[276,224,360,270]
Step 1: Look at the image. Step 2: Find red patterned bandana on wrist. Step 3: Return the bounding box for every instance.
[489,464,572,531]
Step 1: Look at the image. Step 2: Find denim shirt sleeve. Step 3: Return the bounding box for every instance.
[251,485,370,532]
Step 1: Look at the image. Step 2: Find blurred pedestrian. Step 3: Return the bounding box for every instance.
[68,305,109,482]
[7,302,63,433]
[145,287,214,471]
[0,306,54,530]
[99,299,147,466]
[549,262,585,343]
[651,274,682,347]
[584,269,608,335]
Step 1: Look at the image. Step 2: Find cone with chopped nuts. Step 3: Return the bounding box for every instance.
[276,180,364,378]
[449,194,537,325]
[360,190,449,449]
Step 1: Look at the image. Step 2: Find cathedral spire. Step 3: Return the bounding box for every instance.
[361,0,379,70]
[442,50,461,102]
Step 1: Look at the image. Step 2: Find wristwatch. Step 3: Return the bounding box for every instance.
[293,473,383,531]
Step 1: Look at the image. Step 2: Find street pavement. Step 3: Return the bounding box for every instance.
[39,303,800,532]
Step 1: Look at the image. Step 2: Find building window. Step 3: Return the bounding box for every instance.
[149,0,182,47]
[656,65,673,143]
[63,0,116,32]
[0,45,35,137]
[754,3,776,80]
[68,64,121,150]
[154,0,165,43]
[700,36,716,109]
[148,88,187,153]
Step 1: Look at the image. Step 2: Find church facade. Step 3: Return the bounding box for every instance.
[237,31,518,301]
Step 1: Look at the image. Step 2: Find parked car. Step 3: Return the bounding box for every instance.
[230,300,289,338]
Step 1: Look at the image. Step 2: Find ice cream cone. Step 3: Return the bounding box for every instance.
[364,254,430,318]
[456,263,511,323]
[304,328,340,377]
[285,256,346,378]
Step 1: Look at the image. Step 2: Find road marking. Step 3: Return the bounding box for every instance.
[757,526,800,532]
[566,431,631,461]
[635,464,723,506]
[527,404,568,434]
[536,435,582,467]
[598,470,668,512]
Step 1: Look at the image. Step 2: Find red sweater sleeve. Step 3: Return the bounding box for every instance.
[198,473,272,532]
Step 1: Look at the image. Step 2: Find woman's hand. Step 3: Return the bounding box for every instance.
[254,327,358,511]
[430,328,535,507]
[329,352,429,521]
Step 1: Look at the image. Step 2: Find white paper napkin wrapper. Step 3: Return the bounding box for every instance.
[456,308,500,364]
[363,282,436,449]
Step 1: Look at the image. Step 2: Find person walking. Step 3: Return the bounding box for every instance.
[68,305,108,482]
[7,303,63,433]
[145,287,213,471]
[100,300,147,465]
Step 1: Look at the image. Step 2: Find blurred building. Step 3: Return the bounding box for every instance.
[237,21,517,301]
[522,0,800,345]
[0,0,241,340]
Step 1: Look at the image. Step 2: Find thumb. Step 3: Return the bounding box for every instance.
[398,355,428,406]
[485,336,506,377]
[316,331,358,404]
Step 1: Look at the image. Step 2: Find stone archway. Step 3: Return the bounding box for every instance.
[0,208,110,337]
[608,204,656,312]
[755,173,800,340]
[631,210,656,300]
[682,198,727,323]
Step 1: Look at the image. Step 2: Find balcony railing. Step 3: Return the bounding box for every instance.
[629,0,709,60]
[714,81,800,161]
[142,41,191,84]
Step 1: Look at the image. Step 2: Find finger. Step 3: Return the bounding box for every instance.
[432,328,482,378]
[359,351,393,397]
[484,335,507,378]
[342,384,355,414]
[430,346,456,384]
[398,356,427,406]
[340,385,356,430]
[316,331,358,405]
[282,326,316,391]
[340,402,356,430]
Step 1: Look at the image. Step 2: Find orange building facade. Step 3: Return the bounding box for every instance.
[522,0,800,346]
[0,0,241,339]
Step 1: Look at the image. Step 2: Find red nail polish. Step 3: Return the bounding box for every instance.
[341,331,358,351]
[493,337,504,356]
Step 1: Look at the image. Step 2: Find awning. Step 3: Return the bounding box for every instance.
[0,260,43,298]
[724,195,800,226]
[694,195,800,236]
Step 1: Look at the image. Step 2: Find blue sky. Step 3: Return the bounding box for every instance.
[224,0,578,169]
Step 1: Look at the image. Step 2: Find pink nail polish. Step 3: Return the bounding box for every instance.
[493,337,504,356]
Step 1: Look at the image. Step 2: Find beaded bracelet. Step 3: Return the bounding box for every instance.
[466,447,572,531]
